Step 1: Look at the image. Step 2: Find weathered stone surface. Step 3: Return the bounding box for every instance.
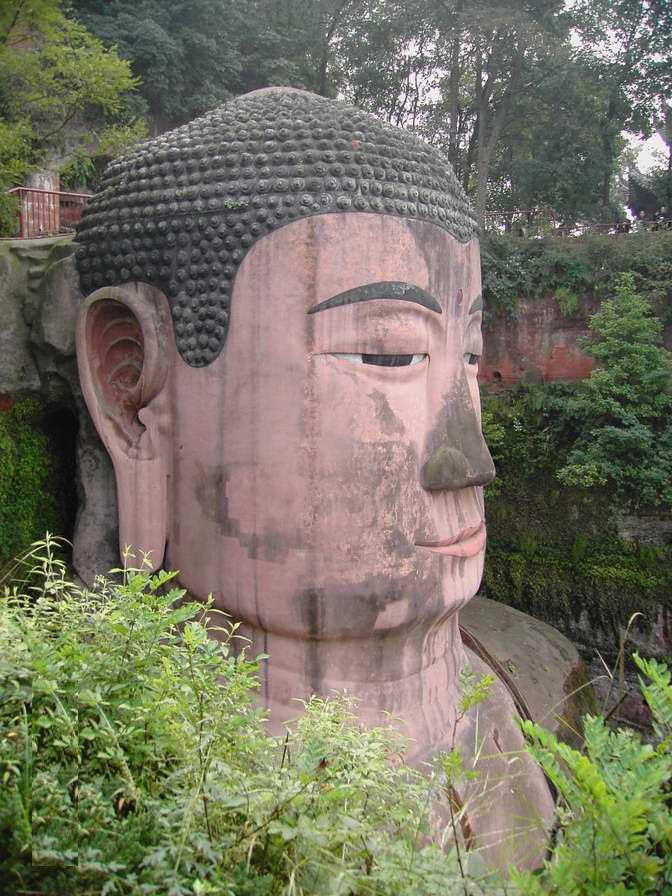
[34,255,80,357]
[480,295,597,386]
[617,514,672,547]
[0,236,120,582]
[0,243,40,395]
[461,595,595,746]
[72,404,119,585]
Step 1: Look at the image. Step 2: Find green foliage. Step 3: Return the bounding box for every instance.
[555,287,579,317]
[481,382,671,641]
[481,231,672,319]
[72,0,247,127]
[0,400,74,570]
[0,544,499,896]
[2,541,672,893]
[0,120,31,235]
[556,273,672,510]
[0,0,142,188]
[514,652,672,894]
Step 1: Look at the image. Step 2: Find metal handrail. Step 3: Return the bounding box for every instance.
[2,186,92,238]
[6,186,93,200]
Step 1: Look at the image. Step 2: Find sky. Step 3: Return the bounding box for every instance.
[635,133,667,172]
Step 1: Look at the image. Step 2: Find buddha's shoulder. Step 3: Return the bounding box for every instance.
[451,645,556,869]
[460,596,594,746]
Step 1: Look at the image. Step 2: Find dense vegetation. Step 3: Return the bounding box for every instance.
[481,230,672,320]
[1,542,671,894]
[482,384,672,645]
[2,1,671,230]
[68,0,672,227]
[0,400,76,571]
[481,268,671,648]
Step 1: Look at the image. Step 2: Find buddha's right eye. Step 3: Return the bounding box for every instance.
[330,353,427,367]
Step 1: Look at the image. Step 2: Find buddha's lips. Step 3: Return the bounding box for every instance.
[415,522,486,558]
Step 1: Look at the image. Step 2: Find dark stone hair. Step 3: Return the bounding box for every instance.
[75,88,478,367]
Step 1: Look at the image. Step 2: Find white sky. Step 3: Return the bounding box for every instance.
[634,132,667,172]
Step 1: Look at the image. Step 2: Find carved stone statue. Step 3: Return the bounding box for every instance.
[74,88,554,866]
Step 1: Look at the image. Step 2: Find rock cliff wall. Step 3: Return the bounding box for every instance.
[0,237,118,581]
[481,296,672,387]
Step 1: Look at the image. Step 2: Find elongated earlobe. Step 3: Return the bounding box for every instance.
[76,284,173,570]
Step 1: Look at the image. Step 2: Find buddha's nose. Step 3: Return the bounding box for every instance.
[420,384,496,491]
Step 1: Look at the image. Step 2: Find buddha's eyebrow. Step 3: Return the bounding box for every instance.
[307,281,442,315]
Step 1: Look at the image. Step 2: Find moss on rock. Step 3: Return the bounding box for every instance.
[0,398,77,569]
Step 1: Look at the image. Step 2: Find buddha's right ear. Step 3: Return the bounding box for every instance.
[76,284,173,571]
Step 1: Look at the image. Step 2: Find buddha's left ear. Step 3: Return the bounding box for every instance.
[76,284,173,571]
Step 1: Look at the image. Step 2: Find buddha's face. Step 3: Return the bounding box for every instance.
[162,213,494,639]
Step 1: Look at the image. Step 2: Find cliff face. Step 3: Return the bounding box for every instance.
[0,236,118,581]
[480,296,597,386]
[480,295,672,388]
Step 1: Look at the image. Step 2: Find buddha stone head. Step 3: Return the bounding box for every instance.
[75,86,497,746]
[75,88,557,866]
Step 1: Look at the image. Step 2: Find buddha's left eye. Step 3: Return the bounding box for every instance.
[464,352,480,366]
[330,353,427,367]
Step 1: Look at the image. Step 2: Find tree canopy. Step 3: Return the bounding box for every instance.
[557,273,672,509]
[0,0,141,184]
[3,0,671,227]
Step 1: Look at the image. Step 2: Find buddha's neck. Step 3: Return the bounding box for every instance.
[235,612,465,763]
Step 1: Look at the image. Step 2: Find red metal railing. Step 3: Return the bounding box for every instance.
[5,187,92,238]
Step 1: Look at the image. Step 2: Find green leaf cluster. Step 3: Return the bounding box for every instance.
[0,400,75,571]
[0,544,494,895]
[0,0,143,197]
[514,652,672,895]
[556,273,672,509]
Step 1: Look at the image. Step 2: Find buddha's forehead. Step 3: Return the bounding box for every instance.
[75,89,477,368]
[228,213,480,338]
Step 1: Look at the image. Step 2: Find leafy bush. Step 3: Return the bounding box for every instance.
[556,273,672,510]
[514,653,672,895]
[0,541,492,896]
[0,400,76,569]
[2,541,671,894]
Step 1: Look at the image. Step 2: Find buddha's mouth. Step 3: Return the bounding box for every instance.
[415,521,486,558]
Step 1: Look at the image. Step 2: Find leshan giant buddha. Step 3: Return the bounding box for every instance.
[75,88,554,865]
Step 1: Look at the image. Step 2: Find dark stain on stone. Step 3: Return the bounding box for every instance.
[368,389,404,436]
[304,588,323,695]
[299,569,441,644]
[194,462,240,537]
[421,374,495,490]
[193,462,300,562]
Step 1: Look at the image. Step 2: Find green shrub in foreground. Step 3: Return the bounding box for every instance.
[1,540,671,894]
[0,541,493,896]
[514,654,672,895]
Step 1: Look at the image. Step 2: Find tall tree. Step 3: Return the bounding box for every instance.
[572,0,672,211]
[332,0,572,227]
[0,0,139,170]
[486,51,625,226]
[72,0,246,132]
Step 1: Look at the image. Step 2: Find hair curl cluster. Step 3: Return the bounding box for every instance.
[75,89,478,367]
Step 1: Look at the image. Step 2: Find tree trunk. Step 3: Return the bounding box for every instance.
[447,0,463,168]
[318,0,350,96]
